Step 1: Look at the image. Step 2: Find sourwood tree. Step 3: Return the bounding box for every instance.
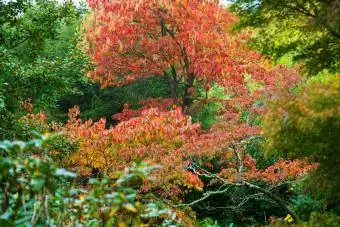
[82,0,299,106]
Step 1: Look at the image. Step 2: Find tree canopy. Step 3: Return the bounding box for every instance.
[231,0,340,74]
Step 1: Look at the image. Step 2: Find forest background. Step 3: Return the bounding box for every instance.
[0,0,339,226]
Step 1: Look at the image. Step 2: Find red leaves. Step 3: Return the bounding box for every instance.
[243,158,318,183]
[184,171,204,190]
[63,106,204,194]
[61,98,318,198]
[112,98,176,122]
[83,0,247,88]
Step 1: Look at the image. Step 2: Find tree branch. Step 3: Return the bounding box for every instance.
[180,161,299,223]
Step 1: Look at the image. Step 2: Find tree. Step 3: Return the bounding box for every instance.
[55,97,316,224]
[0,0,89,139]
[82,0,297,106]
[263,75,340,205]
[230,0,340,75]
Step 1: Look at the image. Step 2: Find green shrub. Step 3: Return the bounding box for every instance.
[263,75,340,203]
[0,135,178,226]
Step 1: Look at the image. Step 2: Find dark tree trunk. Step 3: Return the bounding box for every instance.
[164,67,180,102]
[183,73,195,106]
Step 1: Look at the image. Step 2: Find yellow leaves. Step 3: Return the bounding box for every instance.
[123,203,138,213]
[284,214,294,223]
[79,193,87,201]
[225,150,234,159]
[118,221,126,227]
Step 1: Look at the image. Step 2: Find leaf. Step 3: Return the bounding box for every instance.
[122,203,138,213]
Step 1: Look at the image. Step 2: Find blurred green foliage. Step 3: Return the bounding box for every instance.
[190,84,229,129]
[0,135,177,226]
[263,74,340,205]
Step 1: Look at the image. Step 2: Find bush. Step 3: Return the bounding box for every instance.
[263,75,340,203]
[0,135,178,226]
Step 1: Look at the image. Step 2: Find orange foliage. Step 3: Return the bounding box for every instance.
[64,106,205,197]
[112,98,176,122]
[245,158,318,183]
[84,0,237,86]
[63,103,317,198]
[82,0,300,108]
[64,0,310,197]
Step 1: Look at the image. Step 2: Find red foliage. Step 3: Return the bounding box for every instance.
[245,158,318,183]
[84,0,236,86]
[112,98,176,121]
[65,0,311,198]
[62,103,317,198]
[64,106,205,196]
[83,0,300,107]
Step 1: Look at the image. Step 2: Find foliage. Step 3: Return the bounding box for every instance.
[189,84,228,129]
[112,97,176,122]
[230,0,340,75]
[82,0,300,106]
[58,101,316,226]
[0,0,90,140]
[306,212,340,226]
[263,74,340,203]
[59,76,171,124]
[270,212,340,226]
[63,105,202,196]
[0,135,177,226]
[1,0,335,225]
[291,194,324,221]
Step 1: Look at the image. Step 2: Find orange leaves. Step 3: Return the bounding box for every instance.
[243,158,318,183]
[20,99,34,112]
[110,107,200,146]
[184,171,204,191]
[61,99,318,200]
[83,0,242,87]
[112,98,176,122]
[63,105,204,194]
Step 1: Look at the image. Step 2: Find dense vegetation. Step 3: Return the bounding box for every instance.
[0,0,339,226]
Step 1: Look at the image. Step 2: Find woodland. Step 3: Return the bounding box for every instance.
[0,0,339,226]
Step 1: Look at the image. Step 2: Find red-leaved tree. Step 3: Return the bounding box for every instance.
[83,0,299,106]
[75,0,314,222]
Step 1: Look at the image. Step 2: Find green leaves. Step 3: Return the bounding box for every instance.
[263,74,340,203]
[0,0,90,140]
[0,135,178,226]
[231,0,340,75]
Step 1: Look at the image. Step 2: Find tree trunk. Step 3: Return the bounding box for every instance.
[183,73,195,106]
[164,67,179,102]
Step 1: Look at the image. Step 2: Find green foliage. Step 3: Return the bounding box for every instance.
[192,101,222,129]
[191,84,229,129]
[306,212,340,226]
[291,194,324,221]
[263,74,340,203]
[0,135,177,226]
[195,218,219,227]
[59,76,171,124]
[231,0,340,75]
[0,0,90,139]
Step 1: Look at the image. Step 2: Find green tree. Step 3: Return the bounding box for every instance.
[0,0,89,139]
[231,0,340,75]
[263,75,340,205]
